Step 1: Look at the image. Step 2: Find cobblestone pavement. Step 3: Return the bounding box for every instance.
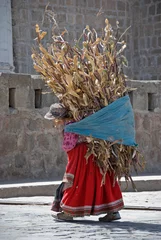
[0,203,161,240]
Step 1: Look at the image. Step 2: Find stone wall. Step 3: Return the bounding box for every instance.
[127,80,161,174]
[0,0,14,72]
[11,0,161,80]
[0,73,161,182]
[131,0,161,80]
[11,0,132,76]
[0,73,66,182]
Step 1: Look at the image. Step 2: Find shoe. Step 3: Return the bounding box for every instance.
[99,212,121,222]
[51,212,73,221]
[51,202,62,212]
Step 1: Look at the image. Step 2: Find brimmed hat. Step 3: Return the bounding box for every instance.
[44,103,67,120]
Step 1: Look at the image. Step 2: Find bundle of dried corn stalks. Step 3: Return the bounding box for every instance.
[32,16,144,187]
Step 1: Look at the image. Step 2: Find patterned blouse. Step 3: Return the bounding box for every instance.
[62,122,86,152]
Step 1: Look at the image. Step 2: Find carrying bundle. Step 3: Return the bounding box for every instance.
[32,14,144,187]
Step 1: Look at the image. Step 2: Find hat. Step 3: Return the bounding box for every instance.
[44,103,67,120]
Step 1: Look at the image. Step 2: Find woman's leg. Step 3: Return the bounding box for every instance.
[51,182,64,212]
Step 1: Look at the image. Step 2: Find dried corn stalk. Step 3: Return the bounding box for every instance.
[32,16,144,186]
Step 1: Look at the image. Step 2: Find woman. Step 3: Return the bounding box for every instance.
[45,103,124,221]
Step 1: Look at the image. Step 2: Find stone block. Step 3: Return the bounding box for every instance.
[57,14,67,25]
[76,14,84,25]
[31,75,44,89]
[67,14,75,25]
[36,132,58,151]
[23,133,36,152]
[41,91,57,108]
[127,80,161,112]
[13,44,28,58]
[58,0,66,5]
[154,29,161,35]
[117,11,126,17]
[149,5,156,15]
[134,39,139,50]
[154,23,161,30]
[43,153,65,178]
[0,155,14,180]
[0,74,9,112]
[28,152,46,178]
[148,56,157,67]
[144,25,154,36]
[117,1,126,11]
[31,9,44,22]
[20,9,29,22]
[15,154,27,168]
[76,0,87,7]
[18,26,30,41]
[141,6,148,18]
[144,0,152,4]
[12,0,29,8]
[87,0,95,8]
[26,118,44,132]
[85,11,98,27]
[157,56,161,65]
[66,0,74,6]
[133,91,148,110]
[154,15,161,22]
[16,61,29,73]
[66,30,76,44]
[134,112,144,131]
[157,2,161,14]
[134,111,161,174]
[8,74,33,109]
[94,0,101,9]
[152,37,157,48]
[103,0,116,10]
[0,134,17,156]
[4,116,23,134]
[158,37,161,47]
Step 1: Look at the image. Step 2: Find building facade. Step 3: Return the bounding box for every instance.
[0,0,161,80]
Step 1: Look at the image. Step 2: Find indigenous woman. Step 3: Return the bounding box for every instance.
[45,103,124,222]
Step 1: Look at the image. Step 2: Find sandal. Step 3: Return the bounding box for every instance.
[99,212,121,222]
[51,211,73,221]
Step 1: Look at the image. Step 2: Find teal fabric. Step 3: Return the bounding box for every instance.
[65,95,137,146]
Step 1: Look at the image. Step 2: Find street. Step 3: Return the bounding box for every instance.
[0,199,161,240]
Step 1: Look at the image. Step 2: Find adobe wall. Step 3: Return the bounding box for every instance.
[0,73,161,182]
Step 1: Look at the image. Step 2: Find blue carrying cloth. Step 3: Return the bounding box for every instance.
[65,95,137,146]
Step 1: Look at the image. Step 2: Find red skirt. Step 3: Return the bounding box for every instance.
[60,142,124,217]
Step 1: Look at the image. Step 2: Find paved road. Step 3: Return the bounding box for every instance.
[0,192,161,240]
[0,204,161,240]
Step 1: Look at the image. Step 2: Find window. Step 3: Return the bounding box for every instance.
[35,89,42,108]
[9,88,16,108]
[148,93,156,111]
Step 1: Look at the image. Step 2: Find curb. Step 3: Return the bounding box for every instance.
[0,201,161,211]
[0,181,62,198]
[0,176,161,198]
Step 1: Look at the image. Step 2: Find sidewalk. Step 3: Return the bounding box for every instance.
[0,175,161,198]
[0,191,161,210]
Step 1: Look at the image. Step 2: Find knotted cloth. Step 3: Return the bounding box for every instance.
[65,95,137,146]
